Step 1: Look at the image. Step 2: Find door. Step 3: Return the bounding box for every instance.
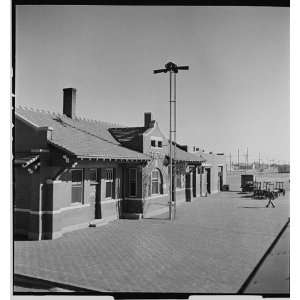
[206,168,211,194]
[185,172,191,202]
[192,168,196,197]
[202,169,207,196]
[218,166,223,191]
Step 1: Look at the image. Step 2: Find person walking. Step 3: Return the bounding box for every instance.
[266,191,275,208]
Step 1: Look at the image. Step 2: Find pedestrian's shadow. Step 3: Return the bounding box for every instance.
[143,216,170,221]
[240,195,254,199]
[238,206,267,209]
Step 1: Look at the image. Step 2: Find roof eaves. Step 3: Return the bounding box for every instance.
[15,112,42,129]
[48,140,76,156]
[77,155,150,161]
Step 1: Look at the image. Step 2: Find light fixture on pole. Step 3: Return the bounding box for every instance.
[153,62,189,220]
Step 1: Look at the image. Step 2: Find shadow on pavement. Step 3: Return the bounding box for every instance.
[143,216,170,221]
[238,206,266,209]
[240,195,255,198]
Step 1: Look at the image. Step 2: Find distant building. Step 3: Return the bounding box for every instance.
[189,148,227,195]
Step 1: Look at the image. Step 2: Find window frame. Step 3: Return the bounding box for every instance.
[104,168,114,199]
[151,169,160,195]
[151,136,163,149]
[151,139,156,148]
[71,168,84,204]
[128,168,137,197]
[86,168,98,184]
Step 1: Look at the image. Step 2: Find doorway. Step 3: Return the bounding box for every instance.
[218,166,223,191]
[86,168,101,219]
[206,168,211,194]
[192,168,196,197]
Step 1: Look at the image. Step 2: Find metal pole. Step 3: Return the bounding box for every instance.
[173,72,177,220]
[153,62,189,221]
[169,71,173,220]
[245,148,247,174]
[229,152,231,174]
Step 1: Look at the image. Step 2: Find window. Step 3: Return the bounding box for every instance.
[151,137,163,148]
[129,168,137,197]
[71,169,83,203]
[151,169,163,195]
[85,168,98,203]
[105,168,114,198]
[151,170,159,194]
[85,168,97,183]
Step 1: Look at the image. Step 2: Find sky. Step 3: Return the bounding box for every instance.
[15,5,289,164]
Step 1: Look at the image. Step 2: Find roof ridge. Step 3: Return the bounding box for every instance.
[16,105,125,127]
[76,116,124,127]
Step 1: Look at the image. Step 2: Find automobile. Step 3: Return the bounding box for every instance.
[241,174,255,192]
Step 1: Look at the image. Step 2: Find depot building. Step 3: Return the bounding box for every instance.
[14,88,226,240]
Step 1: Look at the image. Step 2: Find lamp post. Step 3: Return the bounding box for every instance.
[153,62,189,220]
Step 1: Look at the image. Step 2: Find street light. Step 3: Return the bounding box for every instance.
[153,61,189,220]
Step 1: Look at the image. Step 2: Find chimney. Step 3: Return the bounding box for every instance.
[144,112,152,128]
[63,88,76,118]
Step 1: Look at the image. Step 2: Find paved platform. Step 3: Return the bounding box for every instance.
[14,191,289,293]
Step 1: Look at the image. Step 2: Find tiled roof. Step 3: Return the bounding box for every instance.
[15,107,150,161]
[15,107,205,164]
[110,124,205,163]
[173,146,205,163]
[194,151,225,165]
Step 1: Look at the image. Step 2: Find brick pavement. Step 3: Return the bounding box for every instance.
[14,191,289,293]
[243,224,289,294]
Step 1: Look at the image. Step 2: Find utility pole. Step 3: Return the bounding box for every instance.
[229,152,232,174]
[244,148,247,174]
[259,152,261,169]
[153,62,189,220]
[246,147,248,173]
